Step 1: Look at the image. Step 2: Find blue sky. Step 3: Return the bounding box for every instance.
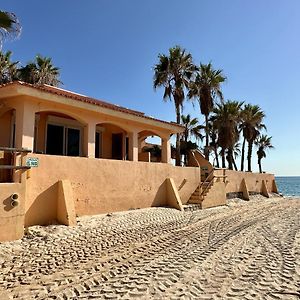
[2,1,300,175]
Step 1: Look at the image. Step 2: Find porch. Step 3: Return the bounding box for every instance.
[0,82,179,182]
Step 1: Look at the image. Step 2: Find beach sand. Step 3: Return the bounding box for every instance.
[0,195,299,299]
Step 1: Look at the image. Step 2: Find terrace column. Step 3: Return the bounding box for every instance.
[161,136,171,163]
[128,131,138,161]
[15,102,36,151]
[84,122,96,158]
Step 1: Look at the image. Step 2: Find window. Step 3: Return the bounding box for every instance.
[66,128,81,156]
[46,124,64,155]
[112,133,123,160]
[45,116,82,156]
[95,131,103,158]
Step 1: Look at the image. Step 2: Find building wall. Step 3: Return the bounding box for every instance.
[214,169,275,194]
[100,123,126,159]
[0,182,26,241]
[25,154,200,226]
[202,178,226,209]
[187,151,213,181]
[36,112,47,153]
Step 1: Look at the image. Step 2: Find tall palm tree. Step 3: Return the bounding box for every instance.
[0,50,18,84]
[153,46,196,166]
[226,142,241,171]
[0,11,21,48]
[18,62,36,84]
[208,119,220,168]
[181,114,203,143]
[255,135,274,173]
[19,55,61,86]
[181,114,203,165]
[240,104,265,172]
[188,62,226,161]
[212,100,243,169]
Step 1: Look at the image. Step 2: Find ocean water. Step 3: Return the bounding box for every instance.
[276,176,300,197]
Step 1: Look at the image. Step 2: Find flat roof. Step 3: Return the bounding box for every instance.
[0,81,183,131]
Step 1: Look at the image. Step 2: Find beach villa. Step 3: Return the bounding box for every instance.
[0,81,279,241]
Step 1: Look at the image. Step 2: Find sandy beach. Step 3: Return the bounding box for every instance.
[0,196,299,299]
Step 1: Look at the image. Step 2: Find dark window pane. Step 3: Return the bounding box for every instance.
[95,132,100,158]
[112,133,123,160]
[46,124,64,155]
[67,128,80,156]
[125,137,129,160]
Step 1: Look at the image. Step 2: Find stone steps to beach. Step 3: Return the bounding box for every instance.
[182,204,202,212]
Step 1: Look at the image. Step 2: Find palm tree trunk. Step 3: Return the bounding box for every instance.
[221,148,226,168]
[227,148,233,170]
[247,140,253,172]
[258,158,262,173]
[204,114,209,161]
[184,135,188,166]
[214,146,220,168]
[175,107,181,166]
[241,137,246,171]
[233,156,238,171]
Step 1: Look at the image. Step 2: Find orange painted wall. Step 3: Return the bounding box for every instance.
[214,169,275,193]
[36,112,47,153]
[0,182,26,241]
[100,123,126,159]
[25,154,200,226]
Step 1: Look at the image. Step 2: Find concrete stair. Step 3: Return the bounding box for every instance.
[183,204,202,212]
[188,181,213,205]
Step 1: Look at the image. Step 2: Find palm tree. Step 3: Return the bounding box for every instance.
[181,114,203,165]
[188,62,226,161]
[240,104,265,172]
[0,50,18,84]
[212,100,243,169]
[18,62,36,84]
[208,119,220,168]
[181,114,203,143]
[255,135,274,173]
[19,55,61,86]
[0,11,21,48]
[226,142,241,171]
[143,144,162,162]
[153,46,196,166]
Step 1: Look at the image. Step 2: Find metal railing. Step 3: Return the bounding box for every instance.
[190,150,216,202]
[201,176,215,197]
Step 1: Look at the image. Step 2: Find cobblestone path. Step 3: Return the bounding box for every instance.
[0,197,299,299]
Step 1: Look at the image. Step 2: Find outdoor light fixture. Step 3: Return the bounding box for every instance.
[10,193,19,207]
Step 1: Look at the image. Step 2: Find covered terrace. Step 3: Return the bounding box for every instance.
[0,82,182,165]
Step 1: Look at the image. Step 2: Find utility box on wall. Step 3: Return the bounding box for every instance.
[0,182,26,242]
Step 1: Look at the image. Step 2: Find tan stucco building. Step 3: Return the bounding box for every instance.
[0,82,278,241]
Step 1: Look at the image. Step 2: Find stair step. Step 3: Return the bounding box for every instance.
[190,196,201,201]
[183,204,202,212]
[189,180,215,205]
[188,199,202,204]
